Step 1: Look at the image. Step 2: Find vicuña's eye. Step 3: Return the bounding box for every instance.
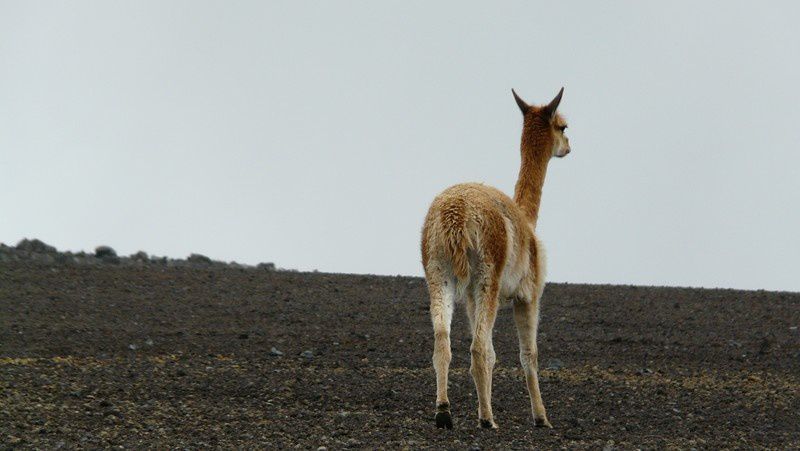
[558,125,567,132]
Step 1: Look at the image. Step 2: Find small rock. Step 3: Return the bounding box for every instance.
[546,359,564,370]
[145,338,154,346]
[270,347,284,356]
[128,344,138,351]
[317,447,328,451]
[468,444,480,451]
[301,350,314,359]
[238,333,249,340]
[258,262,276,271]
[104,413,120,424]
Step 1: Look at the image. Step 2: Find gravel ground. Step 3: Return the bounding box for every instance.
[1,261,799,449]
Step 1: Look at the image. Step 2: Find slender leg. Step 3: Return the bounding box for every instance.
[513,298,552,428]
[469,276,499,429]
[428,271,455,429]
[465,294,475,333]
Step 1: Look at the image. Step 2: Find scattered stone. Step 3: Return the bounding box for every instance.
[317,447,328,451]
[128,344,138,351]
[104,413,120,424]
[546,359,565,370]
[258,262,276,271]
[300,350,314,359]
[270,347,284,356]
[145,338,155,346]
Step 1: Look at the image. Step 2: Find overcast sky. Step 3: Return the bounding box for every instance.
[2,1,799,292]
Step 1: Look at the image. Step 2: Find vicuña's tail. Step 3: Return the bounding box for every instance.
[440,202,470,281]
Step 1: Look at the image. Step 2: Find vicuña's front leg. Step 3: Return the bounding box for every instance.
[470,281,499,429]
[513,298,552,428]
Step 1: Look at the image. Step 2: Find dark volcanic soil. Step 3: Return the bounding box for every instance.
[1,262,799,449]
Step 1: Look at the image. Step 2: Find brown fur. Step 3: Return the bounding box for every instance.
[421,88,570,429]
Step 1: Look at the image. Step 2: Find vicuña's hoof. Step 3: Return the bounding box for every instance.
[435,411,453,429]
[435,403,453,429]
[534,417,553,428]
[480,419,499,429]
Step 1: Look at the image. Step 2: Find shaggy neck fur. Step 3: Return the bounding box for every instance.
[513,115,552,227]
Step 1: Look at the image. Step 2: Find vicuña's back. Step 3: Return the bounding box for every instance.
[420,88,571,431]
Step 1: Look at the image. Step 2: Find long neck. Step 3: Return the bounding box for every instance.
[513,127,551,227]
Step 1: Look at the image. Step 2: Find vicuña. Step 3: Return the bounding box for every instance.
[421,87,571,430]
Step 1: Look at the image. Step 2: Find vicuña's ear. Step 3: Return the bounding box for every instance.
[512,89,530,115]
[543,87,564,118]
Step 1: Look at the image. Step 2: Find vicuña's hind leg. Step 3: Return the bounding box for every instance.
[513,298,552,428]
[427,268,455,429]
[469,276,499,429]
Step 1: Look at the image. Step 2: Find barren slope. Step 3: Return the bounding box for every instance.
[1,262,798,449]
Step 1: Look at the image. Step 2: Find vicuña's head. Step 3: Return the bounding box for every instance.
[512,87,571,158]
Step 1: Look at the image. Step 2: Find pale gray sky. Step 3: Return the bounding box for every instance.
[2,1,799,291]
